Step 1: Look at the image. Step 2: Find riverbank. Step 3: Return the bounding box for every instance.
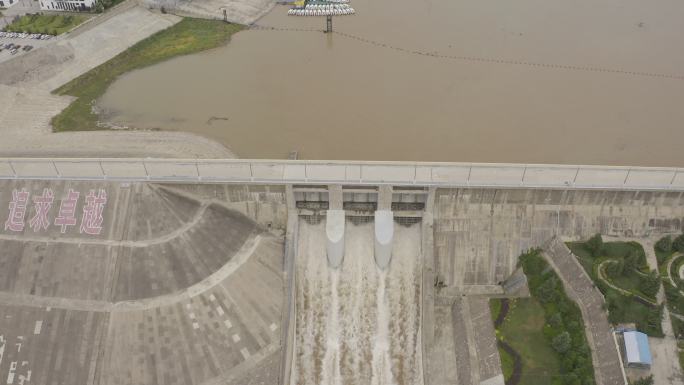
[0,4,239,158]
[52,18,243,132]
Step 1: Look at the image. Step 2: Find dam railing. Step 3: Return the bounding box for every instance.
[1,158,684,191]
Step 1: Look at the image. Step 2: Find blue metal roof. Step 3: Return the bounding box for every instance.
[624,331,652,365]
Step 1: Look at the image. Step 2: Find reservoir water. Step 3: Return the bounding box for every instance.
[98,0,684,166]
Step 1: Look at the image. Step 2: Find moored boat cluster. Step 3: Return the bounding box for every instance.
[288,1,355,16]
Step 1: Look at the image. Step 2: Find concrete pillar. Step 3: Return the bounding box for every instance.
[377,185,393,210]
[326,209,345,268]
[328,184,343,210]
[374,210,394,269]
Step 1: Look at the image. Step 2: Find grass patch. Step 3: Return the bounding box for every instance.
[490,250,596,385]
[490,298,502,322]
[497,343,515,383]
[52,18,243,132]
[603,289,663,337]
[568,241,648,278]
[4,13,88,35]
[610,268,654,300]
[567,239,663,336]
[494,298,562,385]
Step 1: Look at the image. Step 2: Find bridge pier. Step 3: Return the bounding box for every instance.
[374,210,394,269]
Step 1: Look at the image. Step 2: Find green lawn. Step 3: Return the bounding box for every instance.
[610,268,653,299]
[4,14,88,35]
[567,240,663,336]
[52,18,243,132]
[495,298,561,385]
[568,241,648,278]
[490,298,502,321]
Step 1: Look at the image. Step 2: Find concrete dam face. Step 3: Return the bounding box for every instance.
[3,175,684,385]
[292,218,423,385]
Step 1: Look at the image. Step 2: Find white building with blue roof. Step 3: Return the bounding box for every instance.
[623,331,652,368]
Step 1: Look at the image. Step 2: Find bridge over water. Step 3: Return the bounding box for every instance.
[2,158,684,190]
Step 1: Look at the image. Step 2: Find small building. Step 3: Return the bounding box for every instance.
[39,0,95,12]
[0,0,18,8]
[623,331,652,368]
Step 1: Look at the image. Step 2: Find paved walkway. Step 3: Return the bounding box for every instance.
[543,237,626,385]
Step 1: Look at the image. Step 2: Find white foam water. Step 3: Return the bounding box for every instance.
[292,220,423,385]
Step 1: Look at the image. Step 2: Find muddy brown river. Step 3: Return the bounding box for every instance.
[98,0,684,165]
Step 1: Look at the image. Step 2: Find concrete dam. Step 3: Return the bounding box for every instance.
[1,158,684,385]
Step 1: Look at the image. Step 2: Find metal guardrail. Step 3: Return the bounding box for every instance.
[1,158,683,190]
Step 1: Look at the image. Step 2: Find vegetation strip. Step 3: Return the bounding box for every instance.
[51,18,243,132]
[491,282,592,385]
[491,299,522,385]
[3,14,89,35]
[520,250,595,385]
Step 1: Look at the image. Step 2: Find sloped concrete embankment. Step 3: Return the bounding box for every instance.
[0,181,287,385]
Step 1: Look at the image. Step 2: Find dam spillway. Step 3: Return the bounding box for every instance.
[292,218,423,385]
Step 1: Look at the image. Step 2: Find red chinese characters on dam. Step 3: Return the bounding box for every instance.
[3,188,107,235]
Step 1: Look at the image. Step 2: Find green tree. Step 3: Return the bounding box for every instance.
[551,331,572,353]
[656,235,672,254]
[537,277,558,303]
[587,233,603,257]
[674,233,684,253]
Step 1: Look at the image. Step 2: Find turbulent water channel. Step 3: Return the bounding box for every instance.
[98,0,684,165]
[292,220,422,385]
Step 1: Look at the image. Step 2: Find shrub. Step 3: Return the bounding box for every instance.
[538,277,559,303]
[639,271,661,298]
[548,313,563,328]
[625,251,640,271]
[631,375,654,385]
[587,234,603,257]
[552,331,572,353]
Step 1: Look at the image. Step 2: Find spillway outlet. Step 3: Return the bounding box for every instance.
[326,209,345,268]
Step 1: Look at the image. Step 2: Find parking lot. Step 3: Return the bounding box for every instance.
[0,32,54,63]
